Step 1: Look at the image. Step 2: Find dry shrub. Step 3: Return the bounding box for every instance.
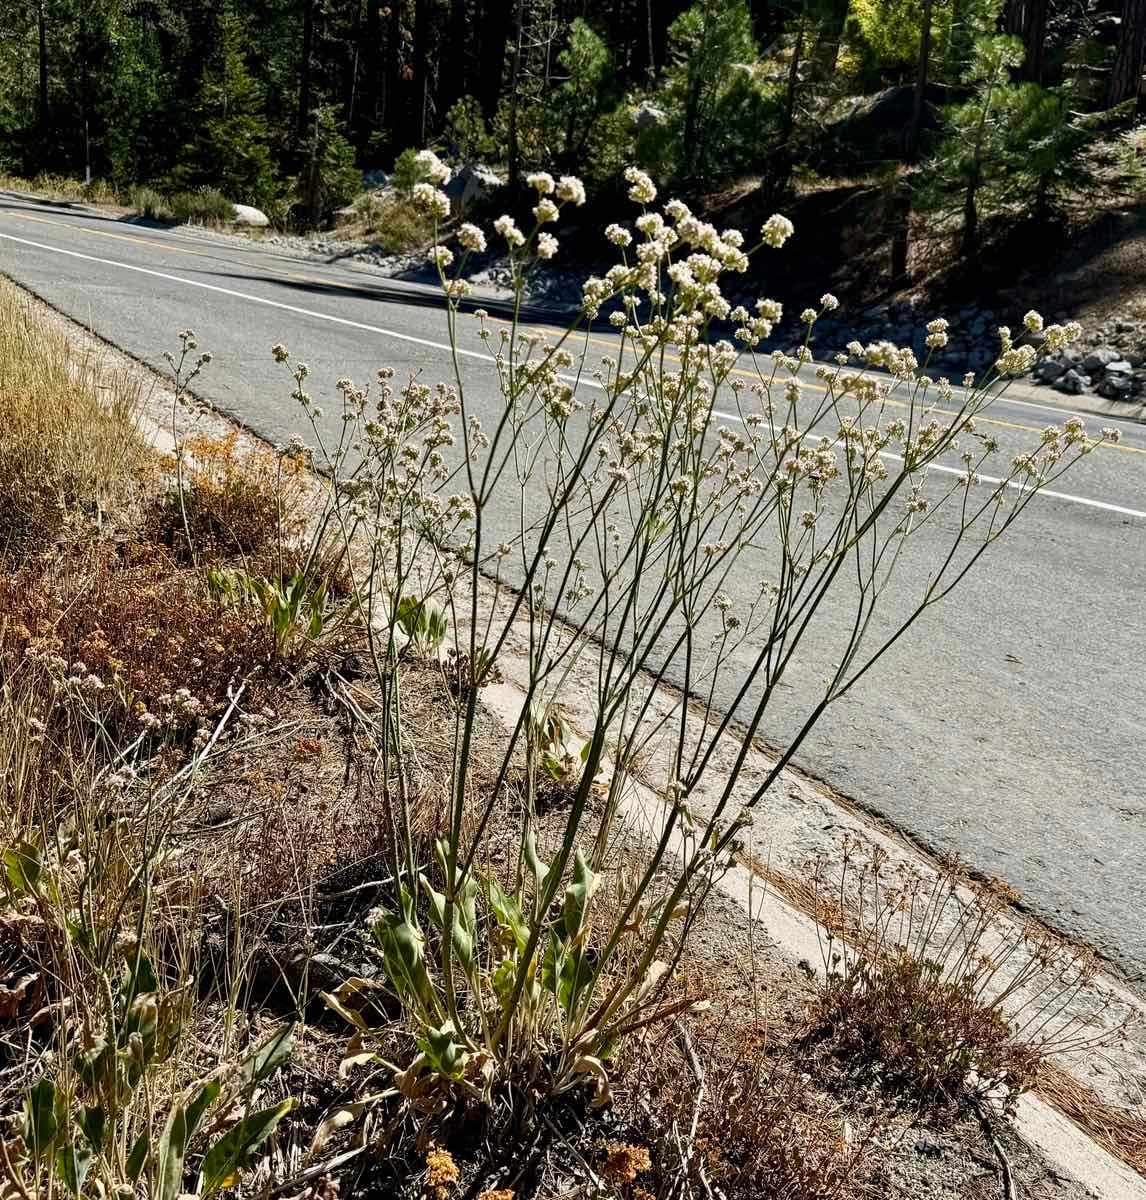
[807,845,1104,1114]
[812,952,1038,1110]
[350,191,436,251]
[151,431,311,562]
[630,1020,875,1199]
[229,743,391,910]
[0,542,272,740]
[0,282,144,549]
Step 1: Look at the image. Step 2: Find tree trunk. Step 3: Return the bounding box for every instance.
[386,0,405,149]
[477,0,511,122]
[440,0,469,118]
[771,8,806,196]
[809,0,849,81]
[945,0,970,78]
[908,0,933,160]
[961,164,980,259]
[645,0,656,83]
[1002,0,1048,82]
[358,0,383,150]
[412,0,433,146]
[37,0,49,136]
[889,178,911,286]
[1021,0,1047,82]
[505,0,525,187]
[297,0,316,143]
[1110,0,1146,108]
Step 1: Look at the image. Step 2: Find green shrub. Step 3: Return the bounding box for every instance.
[390,146,429,193]
[293,105,361,228]
[168,187,233,225]
[443,95,499,162]
[131,185,168,220]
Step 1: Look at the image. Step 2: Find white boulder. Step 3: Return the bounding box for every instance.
[445,164,501,213]
[231,203,269,227]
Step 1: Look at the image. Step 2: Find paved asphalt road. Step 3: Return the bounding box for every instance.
[2,190,1145,981]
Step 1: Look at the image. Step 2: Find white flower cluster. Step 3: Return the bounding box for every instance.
[534,197,559,224]
[624,166,657,205]
[412,181,450,220]
[760,213,794,248]
[556,175,587,205]
[457,222,486,253]
[414,149,451,186]
[493,213,525,248]
[862,340,918,378]
[925,318,949,349]
[993,324,1037,375]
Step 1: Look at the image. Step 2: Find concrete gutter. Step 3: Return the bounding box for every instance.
[476,668,1146,1200]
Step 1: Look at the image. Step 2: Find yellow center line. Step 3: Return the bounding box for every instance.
[5,208,1143,458]
[570,331,1146,455]
[6,209,372,293]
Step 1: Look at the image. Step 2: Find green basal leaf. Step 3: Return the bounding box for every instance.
[541,932,584,1015]
[490,957,517,1006]
[185,1078,221,1141]
[74,1039,111,1091]
[562,850,599,943]
[523,829,550,890]
[199,1099,292,1196]
[119,954,158,1013]
[155,1104,188,1200]
[415,1022,469,1081]
[4,840,42,894]
[241,1023,294,1089]
[76,1104,105,1151]
[373,908,436,1014]
[54,1142,93,1196]
[420,873,476,974]
[23,1077,59,1161]
[126,1130,150,1182]
[487,878,529,953]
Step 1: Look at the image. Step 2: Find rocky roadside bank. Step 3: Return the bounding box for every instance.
[809,299,1146,404]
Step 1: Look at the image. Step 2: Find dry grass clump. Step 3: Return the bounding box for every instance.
[347,192,436,252]
[131,185,233,226]
[0,171,121,205]
[0,325,311,1199]
[0,283,145,550]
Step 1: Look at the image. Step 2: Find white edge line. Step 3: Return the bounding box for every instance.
[2,230,1140,521]
[0,229,494,363]
[8,211,1146,432]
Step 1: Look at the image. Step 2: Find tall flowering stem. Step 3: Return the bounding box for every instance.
[284,164,1113,1116]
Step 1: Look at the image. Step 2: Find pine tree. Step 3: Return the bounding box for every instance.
[175,4,279,207]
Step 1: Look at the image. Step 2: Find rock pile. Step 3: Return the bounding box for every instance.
[1027,314,1145,403]
[805,298,1005,377]
[787,298,1144,404]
